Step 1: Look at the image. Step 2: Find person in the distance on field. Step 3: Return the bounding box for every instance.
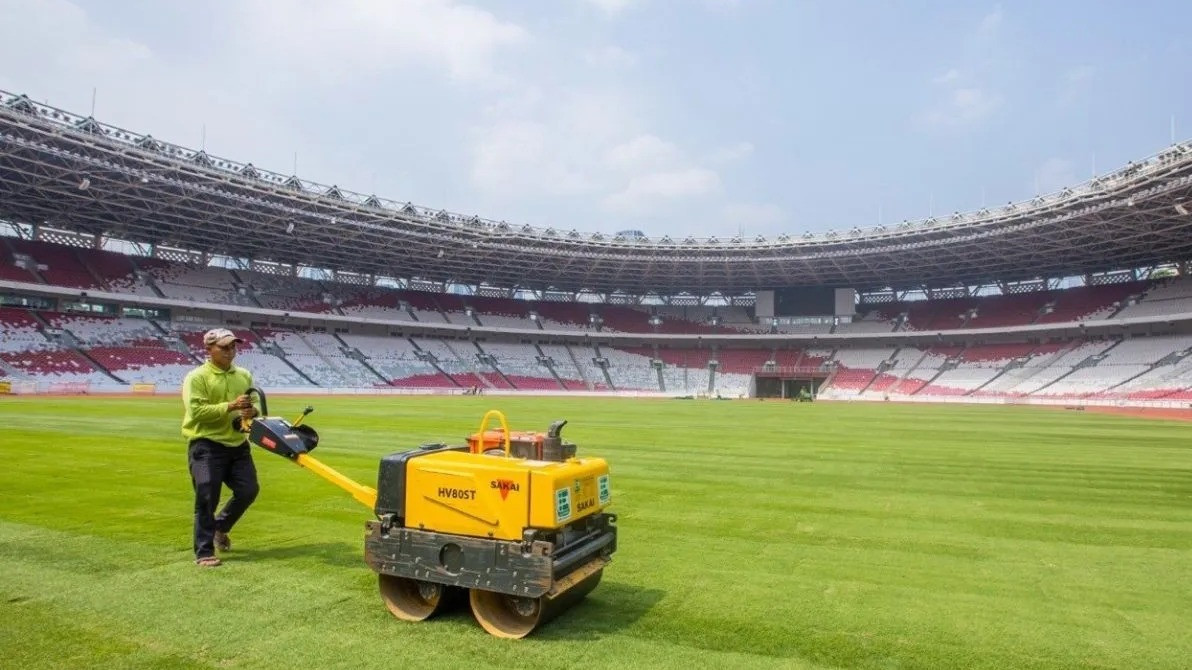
[181,328,260,567]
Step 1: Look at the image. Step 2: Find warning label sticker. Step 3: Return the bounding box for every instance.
[555,487,571,522]
[598,475,611,504]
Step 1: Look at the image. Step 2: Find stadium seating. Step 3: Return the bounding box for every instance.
[714,348,773,374]
[0,349,100,382]
[600,347,658,390]
[4,239,100,289]
[236,269,331,311]
[146,265,241,303]
[1114,277,1192,319]
[1039,335,1192,397]
[339,295,417,322]
[262,331,383,387]
[474,341,561,390]
[0,239,39,283]
[5,237,1192,401]
[85,347,195,385]
[1036,282,1146,323]
[552,344,607,389]
[530,302,593,331]
[966,293,1053,328]
[820,346,897,395]
[44,313,162,345]
[535,344,591,389]
[338,333,431,383]
[834,310,897,333]
[0,307,51,353]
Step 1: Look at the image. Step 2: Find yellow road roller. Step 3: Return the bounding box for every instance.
[240,388,617,638]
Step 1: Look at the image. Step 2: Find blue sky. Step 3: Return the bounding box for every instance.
[1,0,1189,239]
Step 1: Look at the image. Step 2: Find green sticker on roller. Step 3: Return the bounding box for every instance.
[598,475,611,504]
[555,487,571,522]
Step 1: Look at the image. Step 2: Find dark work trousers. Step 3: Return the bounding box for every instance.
[188,438,260,559]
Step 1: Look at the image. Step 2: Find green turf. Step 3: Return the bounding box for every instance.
[1,396,1189,669]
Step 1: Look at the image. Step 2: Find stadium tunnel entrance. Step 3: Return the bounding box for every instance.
[753,369,828,400]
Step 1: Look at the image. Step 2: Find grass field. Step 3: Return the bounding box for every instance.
[1,395,1190,669]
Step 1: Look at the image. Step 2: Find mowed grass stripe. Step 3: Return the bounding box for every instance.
[1,396,1189,669]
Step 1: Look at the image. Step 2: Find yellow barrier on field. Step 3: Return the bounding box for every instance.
[0,380,11,395]
[130,383,157,395]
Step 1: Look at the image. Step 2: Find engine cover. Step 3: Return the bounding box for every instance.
[401,451,611,541]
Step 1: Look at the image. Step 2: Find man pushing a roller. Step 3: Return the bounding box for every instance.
[181,328,259,567]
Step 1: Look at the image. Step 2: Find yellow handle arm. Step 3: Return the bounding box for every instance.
[294,453,377,510]
[477,409,511,456]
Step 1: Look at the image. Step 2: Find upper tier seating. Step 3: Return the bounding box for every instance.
[1115,277,1192,319]
[1038,281,1147,323]
[148,266,242,303]
[236,269,331,311]
[5,238,98,289]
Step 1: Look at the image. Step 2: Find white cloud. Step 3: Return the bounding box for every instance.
[1065,65,1095,85]
[0,0,531,193]
[0,0,280,159]
[235,0,528,85]
[707,141,754,164]
[581,0,639,15]
[471,87,637,197]
[1057,65,1095,106]
[472,119,598,196]
[933,68,961,85]
[921,87,1001,127]
[3,0,750,237]
[584,45,638,68]
[604,135,680,171]
[722,203,785,228]
[918,6,1007,129]
[471,83,731,221]
[603,168,722,214]
[977,5,1004,40]
[703,0,743,11]
[1035,157,1077,194]
[0,0,152,82]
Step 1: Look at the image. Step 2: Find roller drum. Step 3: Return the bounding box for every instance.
[468,561,604,638]
[378,575,462,621]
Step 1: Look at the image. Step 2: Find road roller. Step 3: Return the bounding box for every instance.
[239,388,617,638]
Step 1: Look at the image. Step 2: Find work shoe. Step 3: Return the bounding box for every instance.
[214,531,231,552]
[195,556,222,567]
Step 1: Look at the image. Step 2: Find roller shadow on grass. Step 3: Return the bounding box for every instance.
[233,542,365,569]
[532,581,665,640]
[364,581,665,639]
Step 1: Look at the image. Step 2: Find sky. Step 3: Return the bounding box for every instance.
[1,0,1190,240]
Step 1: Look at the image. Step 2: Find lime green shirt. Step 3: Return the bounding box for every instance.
[181,360,256,446]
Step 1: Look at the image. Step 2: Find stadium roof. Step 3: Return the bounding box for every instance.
[2,90,1192,297]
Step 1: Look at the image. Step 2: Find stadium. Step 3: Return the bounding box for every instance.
[2,76,1191,670]
[2,88,1192,403]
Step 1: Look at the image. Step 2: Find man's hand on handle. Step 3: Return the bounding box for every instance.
[228,395,253,412]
